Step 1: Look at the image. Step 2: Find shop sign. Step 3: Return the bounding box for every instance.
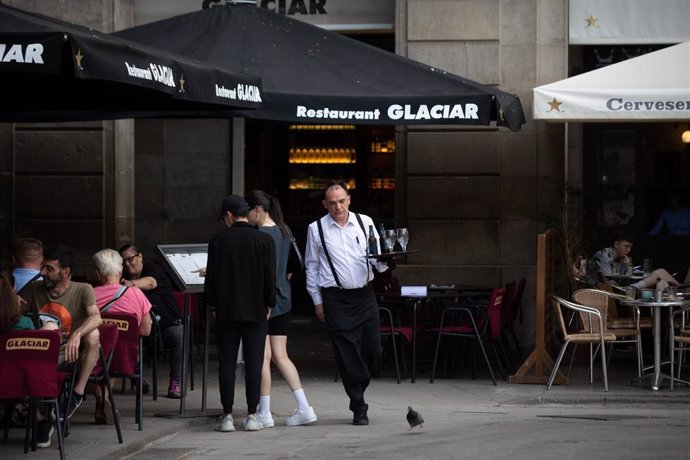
[570,0,690,44]
[134,0,394,31]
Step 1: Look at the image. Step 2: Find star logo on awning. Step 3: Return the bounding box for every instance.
[548,98,563,112]
[74,48,84,70]
[179,74,186,93]
[585,15,598,28]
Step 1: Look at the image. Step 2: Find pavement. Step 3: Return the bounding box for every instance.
[4,320,690,459]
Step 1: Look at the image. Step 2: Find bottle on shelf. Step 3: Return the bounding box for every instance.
[368,225,379,256]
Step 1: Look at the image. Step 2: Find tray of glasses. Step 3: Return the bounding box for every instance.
[366,249,420,260]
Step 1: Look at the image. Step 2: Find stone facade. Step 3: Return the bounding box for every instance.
[0,0,570,351]
[0,0,135,277]
[394,0,568,348]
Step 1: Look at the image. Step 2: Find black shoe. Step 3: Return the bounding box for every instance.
[352,411,369,426]
[61,391,84,421]
[36,420,54,448]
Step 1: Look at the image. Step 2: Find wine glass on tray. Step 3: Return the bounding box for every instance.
[384,229,397,253]
[396,228,409,252]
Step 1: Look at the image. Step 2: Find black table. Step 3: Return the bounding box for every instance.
[378,285,492,383]
[622,298,690,390]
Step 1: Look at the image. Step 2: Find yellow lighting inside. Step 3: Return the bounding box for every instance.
[682,130,690,144]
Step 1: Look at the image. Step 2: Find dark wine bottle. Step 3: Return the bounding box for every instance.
[378,223,387,253]
[368,225,379,256]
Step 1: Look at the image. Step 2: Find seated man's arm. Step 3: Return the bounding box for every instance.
[65,304,102,363]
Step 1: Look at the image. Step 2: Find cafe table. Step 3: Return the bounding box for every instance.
[377,285,492,383]
[604,273,646,285]
[622,298,690,390]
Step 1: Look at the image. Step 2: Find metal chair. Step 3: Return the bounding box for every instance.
[378,306,411,384]
[0,330,64,459]
[429,288,505,385]
[573,288,643,377]
[101,312,144,430]
[62,323,123,443]
[547,295,616,391]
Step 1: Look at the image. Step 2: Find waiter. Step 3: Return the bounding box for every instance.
[305,181,388,426]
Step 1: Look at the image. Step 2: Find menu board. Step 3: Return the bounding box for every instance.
[157,244,208,292]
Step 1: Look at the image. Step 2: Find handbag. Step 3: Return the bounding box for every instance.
[287,234,304,274]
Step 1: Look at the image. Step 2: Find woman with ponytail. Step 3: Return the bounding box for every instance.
[245,190,318,427]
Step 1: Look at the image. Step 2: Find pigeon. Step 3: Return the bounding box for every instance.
[406,406,424,430]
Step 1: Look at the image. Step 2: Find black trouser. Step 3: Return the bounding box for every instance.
[161,323,183,380]
[322,285,381,414]
[215,319,267,415]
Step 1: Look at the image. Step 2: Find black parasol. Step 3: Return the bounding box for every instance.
[115,3,525,130]
[0,2,262,122]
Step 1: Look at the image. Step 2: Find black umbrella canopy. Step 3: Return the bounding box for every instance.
[0,2,262,122]
[115,3,525,131]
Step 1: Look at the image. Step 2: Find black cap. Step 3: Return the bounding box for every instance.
[218,194,249,220]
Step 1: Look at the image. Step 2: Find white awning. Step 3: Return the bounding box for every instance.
[533,41,690,121]
[570,0,690,45]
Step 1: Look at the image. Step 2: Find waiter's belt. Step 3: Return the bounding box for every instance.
[321,283,372,293]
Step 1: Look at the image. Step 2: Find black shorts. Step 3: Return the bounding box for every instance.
[268,312,290,336]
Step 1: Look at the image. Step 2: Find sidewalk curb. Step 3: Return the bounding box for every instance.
[99,416,210,460]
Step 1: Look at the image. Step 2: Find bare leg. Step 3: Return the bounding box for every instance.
[270,335,303,391]
[260,336,272,396]
[638,269,680,288]
[74,329,100,394]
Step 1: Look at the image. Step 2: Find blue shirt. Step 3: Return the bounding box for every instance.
[12,267,41,293]
[649,208,690,235]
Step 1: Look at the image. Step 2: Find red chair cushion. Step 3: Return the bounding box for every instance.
[0,330,60,398]
[380,325,413,343]
[101,313,140,376]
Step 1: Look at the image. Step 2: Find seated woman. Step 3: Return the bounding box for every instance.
[92,249,152,424]
[92,249,152,336]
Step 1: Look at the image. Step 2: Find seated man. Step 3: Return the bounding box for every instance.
[587,232,680,289]
[92,248,152,424]
[12,237,44,294]
[21,245,103,427]
[119,243,184,398]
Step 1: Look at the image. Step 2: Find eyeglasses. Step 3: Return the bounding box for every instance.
[123,253,141,265]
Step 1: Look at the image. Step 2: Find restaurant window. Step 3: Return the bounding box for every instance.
[598,129,637,227]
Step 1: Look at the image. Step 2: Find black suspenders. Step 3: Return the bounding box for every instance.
[316,213,367,288]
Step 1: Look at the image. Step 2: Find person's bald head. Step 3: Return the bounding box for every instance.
[13,238,44,269]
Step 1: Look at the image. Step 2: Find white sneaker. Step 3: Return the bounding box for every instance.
[215,414,235,432]
[244,414,264,431]
[258,412,275,428]
[286,407,318,426]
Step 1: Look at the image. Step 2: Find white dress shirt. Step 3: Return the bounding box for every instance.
[305,211,388,306]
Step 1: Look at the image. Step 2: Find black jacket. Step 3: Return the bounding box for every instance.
[204,221,276,322]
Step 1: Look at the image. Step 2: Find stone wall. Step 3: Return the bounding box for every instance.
[394,0,568,350]
[133,119,233,259]
[0,0,133,278]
